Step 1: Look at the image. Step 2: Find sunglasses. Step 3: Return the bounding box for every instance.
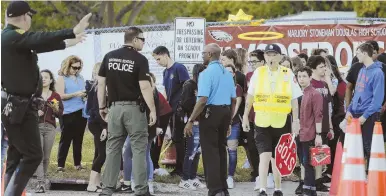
[136,37,145,42]
[27,13,33,18]
[71,66,81,71]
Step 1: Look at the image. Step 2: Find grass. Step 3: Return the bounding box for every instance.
[47,129,253,184]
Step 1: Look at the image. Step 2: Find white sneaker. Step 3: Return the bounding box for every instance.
[131,181,136,192]
[267,173,275,189]
[242,159,251,169]
[154,168,169,176]
[254,176,260,191]
[148,181,154,194]
[226,176,234,189]
[178,180,196,190]
[190,178,206,189]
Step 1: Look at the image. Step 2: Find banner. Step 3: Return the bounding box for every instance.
[206,24,386,66]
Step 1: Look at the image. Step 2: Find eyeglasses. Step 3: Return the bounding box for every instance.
[202,52,211,56]
[71,66,81,71]
[248,60,263,64]
[27,13,33,18]
[136,37,145,42]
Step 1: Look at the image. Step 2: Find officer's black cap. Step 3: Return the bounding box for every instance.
[6,1,37,18]
[265,44,282,55]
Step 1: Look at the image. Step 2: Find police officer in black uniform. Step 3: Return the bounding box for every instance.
[97,27,156,196]
[1,1,92,195]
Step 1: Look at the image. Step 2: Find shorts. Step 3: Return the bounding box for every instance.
[254,115,291,157]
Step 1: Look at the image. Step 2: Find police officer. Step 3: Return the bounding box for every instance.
[184,43,236,196]
[242,44,302,196]
[97,27,156,196]
[1,1,91,195]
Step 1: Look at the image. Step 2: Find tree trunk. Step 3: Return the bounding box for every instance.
[126,1,146,26]
[106,1,114,27]
[115,2,136,25]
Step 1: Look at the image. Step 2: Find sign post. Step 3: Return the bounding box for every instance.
[275,133,297,177]
[174,17,206,64]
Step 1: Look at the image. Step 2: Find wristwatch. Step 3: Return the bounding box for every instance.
[99,106,107,110]
[316,133,321,136]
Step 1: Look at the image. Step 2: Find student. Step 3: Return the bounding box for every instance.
[178,64,206,190]
[346,43,384,171]
[306,55,333,192]
[296,66,324,196]
[224,66,243,189]
[153,46,190,177]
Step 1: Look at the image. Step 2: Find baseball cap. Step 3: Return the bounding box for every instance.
[6,1,37,18]
[265,44,281,54]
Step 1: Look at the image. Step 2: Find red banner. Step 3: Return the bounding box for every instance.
[206,24,386,66]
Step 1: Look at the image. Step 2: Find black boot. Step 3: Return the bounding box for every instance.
[315,178,329,192]
[295,180,304,195]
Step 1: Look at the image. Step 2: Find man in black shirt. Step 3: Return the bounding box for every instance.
[98,27,156,196]
[1,1,91,195]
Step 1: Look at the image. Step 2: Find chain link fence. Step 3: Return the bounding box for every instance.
[85,17,386,89]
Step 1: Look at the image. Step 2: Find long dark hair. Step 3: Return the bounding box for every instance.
[331,64,343,83]
[192,64,206,81]
[41,69,56,92]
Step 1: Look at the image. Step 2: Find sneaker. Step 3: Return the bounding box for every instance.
[119,184,134,193]
[242,159,251,169]
[316,179,329,192]
[295,181,304,195]
[273,190,283,196]
[190,178,206,189]
[258,190,268,196]
[267,173,274,189]
[57,167,64,172]
[154,168,169,176]
[131,181,136,192]
[75,165,85,171]
[254,176,260,191]
[226,176,234,189]
[179,180,196,190]
[34,183,45,193]
[148,181,154,194]
[320,174,332,183]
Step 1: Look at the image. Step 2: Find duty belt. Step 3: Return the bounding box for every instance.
[110,100,138,106]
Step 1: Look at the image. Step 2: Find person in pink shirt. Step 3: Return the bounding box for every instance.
[296,66,324,196]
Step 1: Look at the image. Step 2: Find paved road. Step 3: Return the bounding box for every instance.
[26,182,330,196]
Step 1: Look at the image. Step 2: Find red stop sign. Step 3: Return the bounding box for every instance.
[275,133,297,177]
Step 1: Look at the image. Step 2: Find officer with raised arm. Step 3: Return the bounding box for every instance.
[1,1,91,195]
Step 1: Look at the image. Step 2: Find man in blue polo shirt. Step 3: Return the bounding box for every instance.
[184,43,236,196]
[153,46,190,176]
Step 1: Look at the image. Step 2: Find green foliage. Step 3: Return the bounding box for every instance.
[1,1,385,31]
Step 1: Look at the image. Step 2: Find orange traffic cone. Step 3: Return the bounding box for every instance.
[329,141,343,196]
[367,122,386,196]
[1,162,5,195]
[337,118,367,196]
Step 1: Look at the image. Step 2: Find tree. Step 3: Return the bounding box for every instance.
[1,1,147,30]
[1,1,385,30]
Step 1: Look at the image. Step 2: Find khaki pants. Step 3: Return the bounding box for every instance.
[36,123,56,182]
[101,102,148,195]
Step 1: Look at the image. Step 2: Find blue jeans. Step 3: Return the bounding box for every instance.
[123,136,153,181]
[1,123,8,170]
[227,123,240,177]
[182,125,201,181]
[300,140,316,190]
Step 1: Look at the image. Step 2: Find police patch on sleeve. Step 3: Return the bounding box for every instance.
[15,29,25,34]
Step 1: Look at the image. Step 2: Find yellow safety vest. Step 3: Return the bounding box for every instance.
[253,66,292,128]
